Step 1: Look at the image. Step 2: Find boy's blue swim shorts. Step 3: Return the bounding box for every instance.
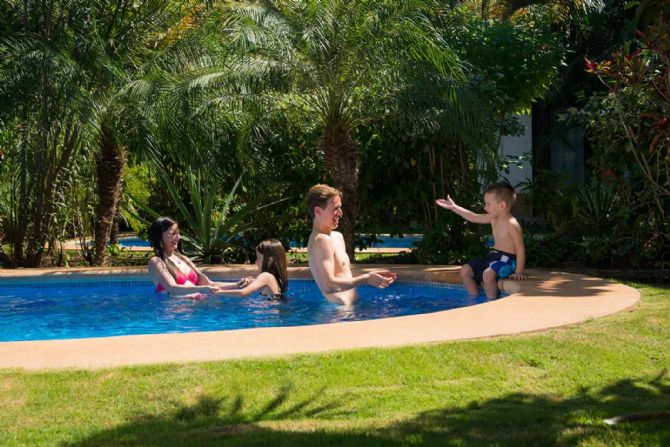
[467,250,517,283]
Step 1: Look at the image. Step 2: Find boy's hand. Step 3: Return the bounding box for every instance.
[435,195,456,210]
[509,273,526,280]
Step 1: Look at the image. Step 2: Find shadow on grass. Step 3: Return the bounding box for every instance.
[63,373,670,446]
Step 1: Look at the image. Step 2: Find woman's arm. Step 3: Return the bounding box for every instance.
[183,257,253,290]
[213,276,255,289]
[215,272,278,297]
[148,257,218,295]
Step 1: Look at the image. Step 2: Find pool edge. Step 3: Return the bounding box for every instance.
[0,265,640,370]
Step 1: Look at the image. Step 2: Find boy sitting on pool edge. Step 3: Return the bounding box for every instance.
[436,183,527,299]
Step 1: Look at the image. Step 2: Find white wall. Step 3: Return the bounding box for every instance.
[499,113,532,188]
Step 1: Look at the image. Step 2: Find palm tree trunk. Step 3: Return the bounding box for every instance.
[93,126,126,265]
[110,214,120,245]
[320,118,358,261]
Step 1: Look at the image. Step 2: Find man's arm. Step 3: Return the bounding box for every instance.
[508,222,526,280]
[436,195,491,224]
[310,235,391,293]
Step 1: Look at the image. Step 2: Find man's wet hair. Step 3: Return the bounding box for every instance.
[485,182,517,208]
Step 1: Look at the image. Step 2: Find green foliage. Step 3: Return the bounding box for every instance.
[392,225,488,265]
[1,0,646,270]
[357,6,565,238]
[126,167,288,264]
[517,169,576,230]
[120,164,155,237]
[564,16,670,268]
[523,232,572,268]
[0,0,179,266]
[444,6,565,113]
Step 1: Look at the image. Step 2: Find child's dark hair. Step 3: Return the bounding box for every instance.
[485,182,517,207]
[256,239,288,293]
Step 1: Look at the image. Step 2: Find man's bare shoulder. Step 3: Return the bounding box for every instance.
[330,231,344,242]
[312,232,333,244]
[309,233,335,252]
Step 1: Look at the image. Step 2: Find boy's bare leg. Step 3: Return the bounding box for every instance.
[482,268,499,299]
[459,264,478,297]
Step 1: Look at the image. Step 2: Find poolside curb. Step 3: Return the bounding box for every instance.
[0,265,640,370]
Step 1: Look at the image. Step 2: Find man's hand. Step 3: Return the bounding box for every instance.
[509,272,527,280]
[366,270,396,288]
[376,270,397,284]
[435,195,456,210]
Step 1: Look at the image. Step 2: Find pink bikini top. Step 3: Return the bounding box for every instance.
[156,268,199,293]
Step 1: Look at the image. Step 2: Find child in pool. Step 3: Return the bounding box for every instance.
[216,239,288,299]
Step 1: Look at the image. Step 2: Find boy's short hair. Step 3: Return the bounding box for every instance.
[485,182,517,208]
[307,184,342,218]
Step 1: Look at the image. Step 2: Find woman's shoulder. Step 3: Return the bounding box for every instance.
[148,256,165,268]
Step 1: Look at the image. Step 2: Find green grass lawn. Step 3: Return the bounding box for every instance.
[1,283,668,446]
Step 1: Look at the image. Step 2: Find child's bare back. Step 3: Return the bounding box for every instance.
[490,214,523,255]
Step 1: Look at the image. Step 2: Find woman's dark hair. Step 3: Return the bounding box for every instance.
[147,217,192,279]
[148,216,176,257]
[256,239,288,293]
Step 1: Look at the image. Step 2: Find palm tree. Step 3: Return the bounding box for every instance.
[0,0,178,266]
[0,0,102,266]
[81,0,176,265]
[210,0,464,258]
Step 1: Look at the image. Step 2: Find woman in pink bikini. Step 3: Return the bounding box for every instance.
[147,217,252,297]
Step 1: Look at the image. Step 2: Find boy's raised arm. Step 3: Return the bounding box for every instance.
[436,195,491,224]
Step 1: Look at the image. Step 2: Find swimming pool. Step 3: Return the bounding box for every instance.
[0,277,492,342]
[117,237,151,248]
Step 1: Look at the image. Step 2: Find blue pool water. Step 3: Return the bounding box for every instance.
[117,237,151,248]
[0,277,493,342]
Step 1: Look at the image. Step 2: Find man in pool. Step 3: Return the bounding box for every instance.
[307,184,397,306]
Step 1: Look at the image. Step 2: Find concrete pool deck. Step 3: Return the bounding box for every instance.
[0,265,639,370]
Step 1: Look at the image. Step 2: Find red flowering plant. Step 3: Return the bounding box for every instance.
[584,20,669,208]
[563,18,670,268]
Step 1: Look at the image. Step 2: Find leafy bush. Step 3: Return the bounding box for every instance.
[393,226,488,265]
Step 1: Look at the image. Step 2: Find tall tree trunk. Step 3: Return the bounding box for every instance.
[93,126,126,265]
[320,118,358,261]
[109,213,120,245]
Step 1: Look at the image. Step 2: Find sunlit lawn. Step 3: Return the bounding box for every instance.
[1,284,668,446]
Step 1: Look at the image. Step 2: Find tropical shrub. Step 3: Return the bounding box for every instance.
[567,17,670,268]
[126,166,288,264]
